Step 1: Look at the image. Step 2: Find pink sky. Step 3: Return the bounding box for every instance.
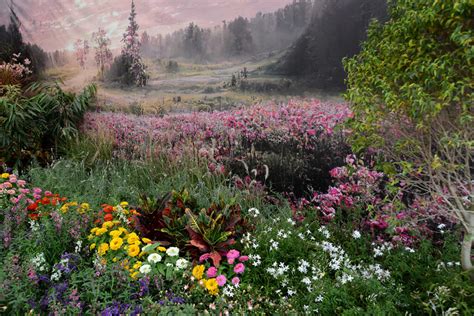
[0,0,291,51]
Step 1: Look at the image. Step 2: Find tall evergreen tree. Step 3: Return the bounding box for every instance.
[121,0,147,86]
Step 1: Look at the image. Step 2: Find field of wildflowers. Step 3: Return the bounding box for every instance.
[1,98,473,314]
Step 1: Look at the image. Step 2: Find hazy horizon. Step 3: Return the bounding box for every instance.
[0,0,292,52]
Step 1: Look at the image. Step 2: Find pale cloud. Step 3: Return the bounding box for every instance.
[4,0,291,51]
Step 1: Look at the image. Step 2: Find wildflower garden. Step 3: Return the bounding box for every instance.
[1,1,473,315]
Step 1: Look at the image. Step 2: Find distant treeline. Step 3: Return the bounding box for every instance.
[273,0,388,88]
[0,4,71,73]
[0,7,48,75]
[140,0,316,61]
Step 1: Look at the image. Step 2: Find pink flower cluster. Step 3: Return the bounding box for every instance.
[199,249,249,287]
[0,53,32,85]
[291,155,457,247]
[81,99,351,161]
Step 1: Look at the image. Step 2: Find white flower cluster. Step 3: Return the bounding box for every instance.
[141,248,188,275]
[114,205,130,224]
[31,253,47,271]
[248,254,261,267]
[321,241,350,271]
[277,229,291,239]
[372,242,393,258]
[436,261,461,271]
[222,284,240,297]
[318,226,331,239]
[248,207,260,218]
[29,220,40,233]
[266,261,290,278]
[269,239,279,251]
[74,240,83,253]
[320,241,391,284]
[242,232,259,250]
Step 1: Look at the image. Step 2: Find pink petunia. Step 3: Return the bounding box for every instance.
[238,256,249,262]
[234,263,245,274]
[216,275,226,286]
[231,277,240,285]
[227,249,240,260]
[206,267,217,278]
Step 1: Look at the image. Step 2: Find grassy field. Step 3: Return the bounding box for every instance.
[45,56,343,114]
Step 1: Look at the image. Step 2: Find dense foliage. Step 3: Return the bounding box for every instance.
[0,83,96,170]
[273,0,387,88]
[344,0,473,272]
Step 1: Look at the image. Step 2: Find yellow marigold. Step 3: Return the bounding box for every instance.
[98,243,109,256]
[205,278,219,291]
[113,257,118,263]
[102,221,115,229]
[87,234,94,240]
[128,244,140,257]
[118,227,128,234]
[110,237,123,251]
[142,237,152,244]
[91,227,99,234]
[192,265,205,280]
[60,205,69,213]
[95,227,107,236]
[1,173,9,179]
[158,246,166,252]
[90,243,96,250]
[120,201,129,207]
[133,261,142,270]
[131,271,139,279]
[109,230,122,238]
[127,233,140,245]
[79,203,90,213]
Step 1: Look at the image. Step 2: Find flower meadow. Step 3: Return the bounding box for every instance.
[1,99,473,315]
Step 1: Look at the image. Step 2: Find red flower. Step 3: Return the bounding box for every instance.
[102,205,114,213]
[28,213,39,220]
[27,203,38,211]
[41,197,50,205]
[104,213,114,222]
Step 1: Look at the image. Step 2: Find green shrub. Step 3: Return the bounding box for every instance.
[0,83,96,171]
[344,0,473,272]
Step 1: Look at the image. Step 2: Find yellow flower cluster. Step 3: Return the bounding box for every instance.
[60,201,90,214]
[87,205,161,279]
[204,278,219,296]
[192,265,219,295]
[192,264,205,280]
[1,173,10,179]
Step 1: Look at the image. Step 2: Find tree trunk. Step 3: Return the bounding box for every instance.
[461,230,473,269]
[461,215,473,280]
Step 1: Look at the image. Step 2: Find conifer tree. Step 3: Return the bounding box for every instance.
[121,0,147,86]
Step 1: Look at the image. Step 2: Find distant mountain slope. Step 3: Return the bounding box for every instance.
[271,0,387,89]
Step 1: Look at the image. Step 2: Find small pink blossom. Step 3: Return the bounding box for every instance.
[238,255,249,262]
[234,263,245,274]
[231,277,240,285]
[227,249,240,260]
[206,267,217,278]
[216,275,226,286]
